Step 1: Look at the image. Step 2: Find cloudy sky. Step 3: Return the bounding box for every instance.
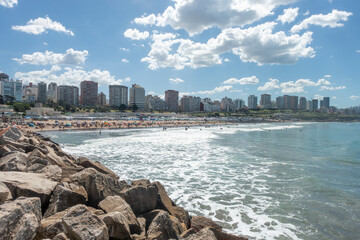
[0,0,359,107]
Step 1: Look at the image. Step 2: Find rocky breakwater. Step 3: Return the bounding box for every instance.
[0,126,248,240]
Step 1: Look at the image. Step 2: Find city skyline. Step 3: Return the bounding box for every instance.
[0,0,359,108]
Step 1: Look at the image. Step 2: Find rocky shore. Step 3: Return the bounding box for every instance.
[0,126,248,240]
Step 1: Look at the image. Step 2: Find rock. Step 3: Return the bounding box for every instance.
[53,232,70,240]
[184,227,217,240]
[131,179,151,187]
[0,197,42,240]
[120,184,158,215]
[0,145,11,157]
[180,228,196,238]
[36,165,63,182]
[70,168,129,207]
[0,181,12,203]
[86,206,105,216]
[44,182,88,218]
[0,152,30,172]
[28,148,47,161]
[100,211,132,240]
[173,206,191,229]
[210,228,249,240]
[3,127,23,142]
[0,171,58,209]
[137,217,147,238]
[99,196,141,234]
[37,210,67,239]
[29,137,40,145]
[152,181,175,214]
[76,157,119,179]
[169,215,186,236]
[146,210,180,240]
[62,204,109,240]
[190,216,223,233]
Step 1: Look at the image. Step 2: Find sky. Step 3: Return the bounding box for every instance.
[0,0,359,108]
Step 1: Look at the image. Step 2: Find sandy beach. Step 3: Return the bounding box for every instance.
[15,119,234,132]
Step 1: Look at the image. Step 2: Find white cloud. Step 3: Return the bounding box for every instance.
[357,50,360,53]
[197,85,233,95]
[332,96,337,99]
[121,58,129,63]
[277,8,299,24]
[320,85,346,91]
[12,16,74,36]
[13,49,88,65]
[134,0,296,35]
[147,91,155,96]
[258,78,280,91]
[142,22,315,70]
[224,58,230,62]
[0,0,17,8]
[120,48,130,52]
[304,10,310,16]
[169,78,184,84]
[43,42,48,46]
[291,10,352,33]
[314,94,323,100]
[324,74,331,78]
[124,28,149,40]
[350,96,360,100]
[15,66,126,86]
[223,76,259,85]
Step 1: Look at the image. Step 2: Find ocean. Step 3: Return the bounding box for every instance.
[42,122,360,240]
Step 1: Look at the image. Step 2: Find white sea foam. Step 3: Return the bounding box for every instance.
[61,123,309,239]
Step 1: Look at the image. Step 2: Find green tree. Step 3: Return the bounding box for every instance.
[13,102,31,112]
[131,104,138,112]
[119,104,127,112]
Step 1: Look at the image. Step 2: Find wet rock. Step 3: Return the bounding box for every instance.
[62,204,109,240]
[99,195,141,234]
[44,182,88,218]
[184,227,217,240]
[173,206,191,229]
[180,228,196,238]
[146,210,180,240]
[0,152,30,172]
[190,216,223,233]
[0,181,12,203]
[0,171,58,208]
[152,181,175,213]
[100,211,132,240]
[0,197,42,240]
[76,156,118,179]
[211,229,249,240]
[120,184,158,215]
[70,168,129,207]
[37,210,67,239]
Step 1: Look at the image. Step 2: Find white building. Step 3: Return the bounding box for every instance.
[109,85,128,107]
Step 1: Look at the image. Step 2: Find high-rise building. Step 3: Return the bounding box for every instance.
[0,78,22,102]
[165,90,179,112]
[234,99,245,110]
[312,99,319,111]
[180,96,191,112]
[299,97,307,110]
[248,95,258,110]
[47,82,57,101]
[98,92,106,106]
[80,80,98,106]
[37,82,47,104]
[0,73,9,81]
[57,85,79,106]
[289,96,298,110]
[129,84,145,110]
[276,96,284,110]
[109,85,128,107]
[323,97,330,109]
[190,96,201,112]
[260,94,271,109]
[306,100,313,111]
[220,97,235,112]
[320,100,324,108]
[146,95,167,111]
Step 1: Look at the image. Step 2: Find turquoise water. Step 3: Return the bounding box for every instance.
[42,122,360,240]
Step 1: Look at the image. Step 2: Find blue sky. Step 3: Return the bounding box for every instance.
[0,0,359,108]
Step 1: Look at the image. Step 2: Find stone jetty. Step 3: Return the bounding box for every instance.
[0,126,248,240]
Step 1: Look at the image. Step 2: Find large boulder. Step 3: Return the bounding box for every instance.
[70,168,129,207]
[184,227,217,240]
[99,196,141,234]
[76,157,119,179]
[53,233,70,240]
[145,210,181,240]
[120,184,158,215]
[37,210,68,239]
[2,127,23,142]
[0,152,30,172]
[173,205,191,229]
[190,216,223,233]
[100,212,132,240]
[0,197,42,240]
[44,182,88,218]
[0,181,12,203]
[0,145,12,157]
[0,171,58,208]
[36,165,63,182]
[62,204,109,240]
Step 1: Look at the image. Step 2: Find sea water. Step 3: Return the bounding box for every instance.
[42,122,360,240]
